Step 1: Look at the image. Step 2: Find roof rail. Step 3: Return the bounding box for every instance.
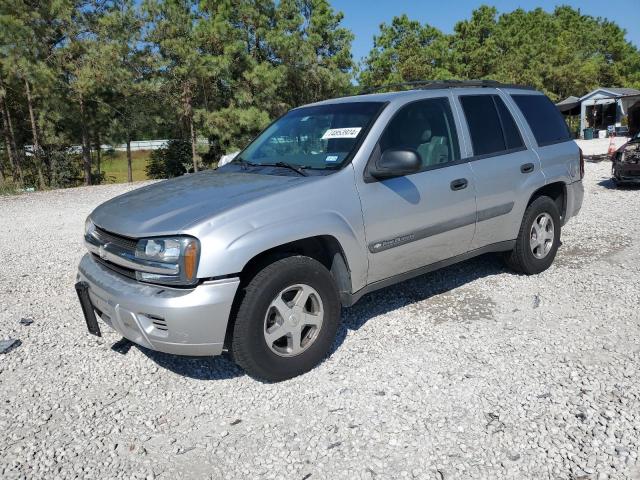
[359,79,534,95]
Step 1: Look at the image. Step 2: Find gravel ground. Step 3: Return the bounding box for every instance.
[1,161,640,480]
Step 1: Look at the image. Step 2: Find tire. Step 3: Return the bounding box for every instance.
[505,195,561,275]
[230,255,341,382]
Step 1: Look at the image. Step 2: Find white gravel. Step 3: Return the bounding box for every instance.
[1,162,640,479]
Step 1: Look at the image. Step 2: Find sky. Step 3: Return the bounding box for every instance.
[331,0,640,63]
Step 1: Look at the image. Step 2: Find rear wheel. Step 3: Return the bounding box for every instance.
[231,255,341,382]
[505,196,561,275]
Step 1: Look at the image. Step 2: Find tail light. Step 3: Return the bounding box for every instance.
[579,147,584,179]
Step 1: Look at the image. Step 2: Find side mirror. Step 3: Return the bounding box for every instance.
[369,148,421,179]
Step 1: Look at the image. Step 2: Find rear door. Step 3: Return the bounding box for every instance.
[451,90,545,249]
[356,96,477,284]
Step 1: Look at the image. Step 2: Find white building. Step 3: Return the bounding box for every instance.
[558,87,640,139]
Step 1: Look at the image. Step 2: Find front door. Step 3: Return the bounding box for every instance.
[357,97,477,284]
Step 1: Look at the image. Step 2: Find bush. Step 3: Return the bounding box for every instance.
[0,181,19,195]
[48,150,83,188]
[145,140,189,179]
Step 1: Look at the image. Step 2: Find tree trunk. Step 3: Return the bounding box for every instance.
[0,100,14,181]
[190,114,198,172]
[126,138,133,183]
[95,133,101,183]
[50,149,57,188]
[182,82,198,172]
[79,95,91,186]
[0,78,24,185]
[0,77,21,184]
[6,105,22,185]
[5,101,22,184]
[24,78,46,189]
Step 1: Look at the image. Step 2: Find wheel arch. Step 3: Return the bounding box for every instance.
[527,181,567,222]
[223,235,352,350]
[238,235,352,301]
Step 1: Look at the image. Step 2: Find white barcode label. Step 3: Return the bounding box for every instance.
[321,127,362,140]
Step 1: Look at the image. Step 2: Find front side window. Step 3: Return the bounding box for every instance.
[235,102,384,170]
[379,98,461,169]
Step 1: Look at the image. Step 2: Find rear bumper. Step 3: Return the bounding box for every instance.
[564,179,584,224]
[76,254,239,356]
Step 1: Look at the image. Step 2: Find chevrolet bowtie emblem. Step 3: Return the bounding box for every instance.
[98,243,110,260]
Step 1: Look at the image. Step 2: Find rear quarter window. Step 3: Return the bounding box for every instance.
[511,94,571,146]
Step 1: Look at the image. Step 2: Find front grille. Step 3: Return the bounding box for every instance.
[90,227,138,281]
[93,227,138,252]
[92,253,136,280]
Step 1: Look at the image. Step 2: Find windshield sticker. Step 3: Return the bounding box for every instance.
[325,155,339,163]
[321,127,362,140]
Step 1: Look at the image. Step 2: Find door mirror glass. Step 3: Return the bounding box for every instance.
[370,148,421,179]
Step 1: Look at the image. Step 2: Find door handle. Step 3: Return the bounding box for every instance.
[521,163,535,173]
[450,178,468,191]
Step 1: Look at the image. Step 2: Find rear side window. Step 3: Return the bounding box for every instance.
[460,95,524,157]
[511,94,571,146]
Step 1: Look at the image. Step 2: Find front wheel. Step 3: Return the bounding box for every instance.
[230,255,341,382]
[505,196,561,275]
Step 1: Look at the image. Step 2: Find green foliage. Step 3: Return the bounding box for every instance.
[359,14,453,87]
[2,1,640,191]
[48,150,83,188]
[145,140,190,179]
[1,0,354,187]
[0,181,19,196]
[360,6,640,101]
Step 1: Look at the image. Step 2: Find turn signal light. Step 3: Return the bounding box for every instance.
[184,241,198,281]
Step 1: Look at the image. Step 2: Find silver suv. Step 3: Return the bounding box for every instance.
[76,80,584,381]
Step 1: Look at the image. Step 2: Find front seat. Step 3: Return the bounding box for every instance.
[417,125,450,167]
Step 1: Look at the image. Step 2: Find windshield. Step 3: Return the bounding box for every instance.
[235,102,384,170]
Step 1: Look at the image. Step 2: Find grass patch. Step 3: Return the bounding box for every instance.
[0,182,20,195]
[99,150,150,183]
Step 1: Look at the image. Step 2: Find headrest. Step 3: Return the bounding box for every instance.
[420,125,432,142]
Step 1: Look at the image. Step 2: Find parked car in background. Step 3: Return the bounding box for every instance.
[76,80,584,381]
[612,133,640,185]
[615,126,630,137]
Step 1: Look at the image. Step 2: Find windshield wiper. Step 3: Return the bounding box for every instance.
[233,158,308,176]
[233,157,258,168]
[256,161,309,176]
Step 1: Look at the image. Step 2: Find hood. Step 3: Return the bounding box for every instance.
[90,170,308,237]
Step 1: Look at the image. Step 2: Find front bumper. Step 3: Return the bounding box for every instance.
[614,163,640,183]
[76,254,240,356]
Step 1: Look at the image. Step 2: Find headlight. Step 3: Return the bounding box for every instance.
[85,218,95,236]
[135,236,200,286]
